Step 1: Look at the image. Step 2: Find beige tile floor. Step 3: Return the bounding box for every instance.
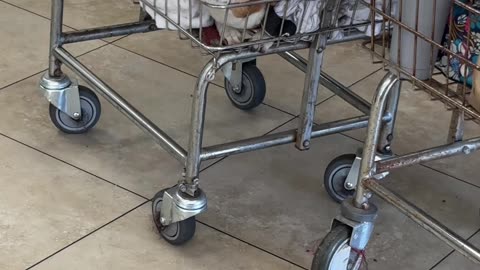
[0,0,479,269]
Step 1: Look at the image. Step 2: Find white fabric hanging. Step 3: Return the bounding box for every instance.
[141,0,213,30]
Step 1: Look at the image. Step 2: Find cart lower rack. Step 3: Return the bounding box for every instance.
[39,0,480,269]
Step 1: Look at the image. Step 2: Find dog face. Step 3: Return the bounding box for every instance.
[229,0,265,18]
[205,0,267,44]
[205,0,266,29]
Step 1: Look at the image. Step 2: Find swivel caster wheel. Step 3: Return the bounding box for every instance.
[324,154,357,203]
[152,189,196,245]
[311,225,363,270]
[225,63,266,110]
[49,86,101,134]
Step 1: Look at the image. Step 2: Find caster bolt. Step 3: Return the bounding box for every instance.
[361,202,370,210]
[345,182,354,190]
[179,184,187,192]
[73,112,80,118]
[303,140,310,148]
[160,217,166,224]
[462,146,473,155]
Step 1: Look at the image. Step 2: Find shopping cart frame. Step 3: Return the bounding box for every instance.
[39,0,480,268]
[40,0,381,240]
[313,0,480,268]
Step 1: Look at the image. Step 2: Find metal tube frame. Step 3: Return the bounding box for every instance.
[44,0,480,263]
[296,34,327,150]
[346,70,480,264]
[45,0,374,189]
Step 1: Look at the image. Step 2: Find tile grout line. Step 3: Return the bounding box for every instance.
[25,201,149,270]
[262,102,297,117]
[0,36,124,93]
[0,70,47,92]
[0,0,78,31]
[0,132,150,200]
[197,220,309,270]
[0,0,126,44]
[110,43,224,87]
[1,0,55,24]
[314,67,383,107]
[262,65,382,124]
[428,227,480,270]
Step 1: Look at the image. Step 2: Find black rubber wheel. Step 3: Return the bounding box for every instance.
[224,63,266,110]
[49,86,101,134]
[311,225,359,270]
[324,154,357,203]
[152,189,196,246]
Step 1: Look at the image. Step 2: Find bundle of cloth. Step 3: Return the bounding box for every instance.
[141,0,395,45]
[269,0,398,40]
[140,0,213,30]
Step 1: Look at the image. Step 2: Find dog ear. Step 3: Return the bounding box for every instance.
[231,5,264,18]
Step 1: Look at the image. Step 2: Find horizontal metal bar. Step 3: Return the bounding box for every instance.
[61,21,158,44]
[200,115,391,161]
[53,47,187,164]
[199,0,280,9]
[365,179,480,264]
[375,137,480,174]
[278,51,371,114]
[278,51,307,72]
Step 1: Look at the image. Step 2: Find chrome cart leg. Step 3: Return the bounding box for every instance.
[322,73,398,203]
[296,34,327,150]
[377,76,402,154]
[354,72,399,207]
[39,0,85,126]
[49,0,64,77]
[312,72,399,270]
[153,60,212,245]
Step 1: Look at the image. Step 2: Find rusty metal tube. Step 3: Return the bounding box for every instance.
[365,179,480,264]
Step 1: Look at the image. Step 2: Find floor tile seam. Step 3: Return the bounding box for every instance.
[0,37,116,92]
[428,227,480,270]
[314,66,383,107]
[25,201,149,270]
[197,220,309,270]
[0,132,150,200]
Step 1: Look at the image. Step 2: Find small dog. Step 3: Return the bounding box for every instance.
[204,0,267,45]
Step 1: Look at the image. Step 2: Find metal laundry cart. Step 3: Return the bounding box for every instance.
[314,0,480,269]
[39,0,480,269]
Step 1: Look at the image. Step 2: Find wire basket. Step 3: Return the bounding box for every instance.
[139,0,384,53]
[366,0,480,123]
